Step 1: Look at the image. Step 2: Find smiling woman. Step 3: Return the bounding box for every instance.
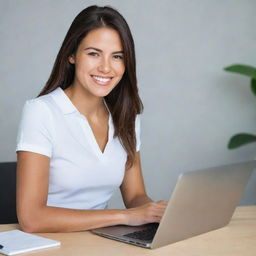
[15,5,167,233]
[67,27,125,98]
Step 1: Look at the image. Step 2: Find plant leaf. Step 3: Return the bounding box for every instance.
[224,64,256,78]
[251,78,256,96]
[228,133,256,149]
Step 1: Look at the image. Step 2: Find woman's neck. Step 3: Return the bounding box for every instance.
[64,84,107,119]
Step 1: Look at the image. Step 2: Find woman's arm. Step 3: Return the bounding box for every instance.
[120,152,152,207]
[120,152,168,225]
[17,151,167,232]
[16,151,127,233]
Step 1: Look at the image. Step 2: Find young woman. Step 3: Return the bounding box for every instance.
[16,5,167,232]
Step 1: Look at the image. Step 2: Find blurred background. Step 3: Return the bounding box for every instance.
[1,0,256,206]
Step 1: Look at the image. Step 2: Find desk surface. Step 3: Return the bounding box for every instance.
[0,206,255,256]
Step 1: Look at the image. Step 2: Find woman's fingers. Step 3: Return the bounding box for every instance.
[125,200,168,226]
[156,200,168,206]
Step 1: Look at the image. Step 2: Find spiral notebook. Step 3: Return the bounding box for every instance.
[0,229,60,255]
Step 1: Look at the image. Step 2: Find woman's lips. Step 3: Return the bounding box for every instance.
[91,75,113,86]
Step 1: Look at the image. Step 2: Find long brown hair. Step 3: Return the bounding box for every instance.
[38,5,143,168]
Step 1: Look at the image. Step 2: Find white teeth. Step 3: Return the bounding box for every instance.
[93,75,111,83]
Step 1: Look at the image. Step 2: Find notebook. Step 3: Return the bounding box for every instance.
[0,229,60,255]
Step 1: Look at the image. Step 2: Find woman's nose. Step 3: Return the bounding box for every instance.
[98,57,111,73]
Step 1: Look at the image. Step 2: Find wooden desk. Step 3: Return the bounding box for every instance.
[0,206,255,256]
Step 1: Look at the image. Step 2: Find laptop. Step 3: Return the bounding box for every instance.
[91,160,256,249]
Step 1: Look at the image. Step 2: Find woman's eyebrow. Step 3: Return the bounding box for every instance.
[113,50,124,54]
[84,47,102,52]
[84,47,124,54]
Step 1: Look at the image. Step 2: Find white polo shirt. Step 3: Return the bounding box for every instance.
[16,87,141,210]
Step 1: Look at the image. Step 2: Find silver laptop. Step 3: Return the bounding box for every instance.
[91,160,256,249]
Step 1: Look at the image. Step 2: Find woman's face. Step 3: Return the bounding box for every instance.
[69,27,125,98]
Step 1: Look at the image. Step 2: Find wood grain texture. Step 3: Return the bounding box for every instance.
[0,206,255,256]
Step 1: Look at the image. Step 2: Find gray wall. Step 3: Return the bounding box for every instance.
[1,0,256,206]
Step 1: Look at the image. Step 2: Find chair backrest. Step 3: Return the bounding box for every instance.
[0,162,18,224]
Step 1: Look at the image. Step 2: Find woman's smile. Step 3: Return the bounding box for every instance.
[91,75,113,86]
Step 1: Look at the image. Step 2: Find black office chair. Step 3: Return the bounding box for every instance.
[0,162,18,224]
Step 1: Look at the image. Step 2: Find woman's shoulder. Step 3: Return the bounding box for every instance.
[23,89,59,112]
[17,93,57,157]
[22,93,55,120]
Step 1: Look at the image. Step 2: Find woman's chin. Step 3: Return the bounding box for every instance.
[90,89,113,98]
[89,85,116,97]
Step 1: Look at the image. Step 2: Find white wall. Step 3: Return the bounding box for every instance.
[1,0,256,205]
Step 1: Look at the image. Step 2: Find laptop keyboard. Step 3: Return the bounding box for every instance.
[123,223,159,241]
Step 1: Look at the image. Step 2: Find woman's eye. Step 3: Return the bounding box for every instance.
[88,52,99,56]
[113,55,123,60]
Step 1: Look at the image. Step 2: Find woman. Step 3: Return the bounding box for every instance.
[16,5,167,232]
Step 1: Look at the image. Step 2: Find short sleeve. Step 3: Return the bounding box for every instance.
[16,99,54,157]
[135,115,141,152]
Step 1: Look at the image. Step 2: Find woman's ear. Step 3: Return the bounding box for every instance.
[68,55,75,64]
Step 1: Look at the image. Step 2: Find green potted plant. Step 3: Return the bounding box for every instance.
[224,64,256,149]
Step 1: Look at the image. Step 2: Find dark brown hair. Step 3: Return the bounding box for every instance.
[38,5,143,168]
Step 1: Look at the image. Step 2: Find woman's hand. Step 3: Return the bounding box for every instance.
[124,200,168,226]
